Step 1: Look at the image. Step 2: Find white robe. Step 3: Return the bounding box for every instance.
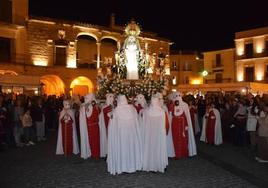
[79,103,91,159]
[181,102,197,156]
[107,104,142,175]
[99,105,109,157]
[165,106,175,157]
[200,108,223,145]
[142,107,168,172]
[56,109,79,155]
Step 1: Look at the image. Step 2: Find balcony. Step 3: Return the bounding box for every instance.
[211,60,224,69]
[170,67,179,71]
[236,50,268,60]
[0,53,97,69]
[76,59,97,69]
[204,78,232,84]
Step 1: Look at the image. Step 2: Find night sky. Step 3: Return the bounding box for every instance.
[29,0,268,52]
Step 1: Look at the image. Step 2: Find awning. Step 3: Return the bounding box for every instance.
[176,82,268,94]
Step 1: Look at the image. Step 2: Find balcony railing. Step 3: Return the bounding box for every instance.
[236,50,268,60]
[0,53,97,69]
[76,59,97,69]
[204,78,232,84]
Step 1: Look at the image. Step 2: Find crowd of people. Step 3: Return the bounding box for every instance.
[0,91,268,175]
[0,94,63,148]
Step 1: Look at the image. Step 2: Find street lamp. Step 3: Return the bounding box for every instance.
[202,70,208,77]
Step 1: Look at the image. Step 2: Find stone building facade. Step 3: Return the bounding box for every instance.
[0,0,171,96]
[169,51,204,90]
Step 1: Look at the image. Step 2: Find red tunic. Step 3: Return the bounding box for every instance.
[86,106,100,159]
[134,104,143,114]
[167,102,174,114]
[172,112,189,159]
[103,105,112,134]
[165,111,169,135]
[206,110,216,145]
[189,107,196,135]
[61,115,73,155]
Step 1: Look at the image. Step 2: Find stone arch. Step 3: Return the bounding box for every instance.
[100,37,118,67]
[40,75,65,96]
[70,76,94,96]
[100,35,119,42]
[0,70,18,75]
[76,34,97,68]
[77,32,98,41]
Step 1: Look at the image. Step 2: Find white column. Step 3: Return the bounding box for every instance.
[96,42,101,69]
[117,41,121,51]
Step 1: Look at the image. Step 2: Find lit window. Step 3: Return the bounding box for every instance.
[172,76,177,85]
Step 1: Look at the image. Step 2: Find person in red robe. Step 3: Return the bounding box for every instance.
[80,93,100,159]
[56,100,79,156]
[206,105,216,144]
[189,100,200,135]
[171,100,189,159]
[170,92,197,159]
[102,95,114,133]
[200,102,222,145]
[99,93,115,157]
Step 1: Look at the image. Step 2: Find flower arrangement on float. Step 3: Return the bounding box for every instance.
[96,74,168,101]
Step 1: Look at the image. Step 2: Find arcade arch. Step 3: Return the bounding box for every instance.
[70,76,93,96]
[40,75,65,96]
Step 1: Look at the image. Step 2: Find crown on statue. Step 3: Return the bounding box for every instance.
[125,20,141,36]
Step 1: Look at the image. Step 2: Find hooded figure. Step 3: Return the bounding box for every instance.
[79,93,100,159]
[107,95,142,175]
[171,92,197,158]
[155,92,174,157]
[134,94,147,115]
[56,100,79,155]
[99,93,114,157]
[142,97,168,172]
[200,103,222,145]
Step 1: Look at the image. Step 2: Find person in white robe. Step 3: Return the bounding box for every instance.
[142,97,168,172]
[99,93,114,157]
[155,92,175,157]
[173,92,197,156]
[134,94,147,115]
[79,93,97,159]
[56,100,79,155]
[200,103,223,145]
[107,95,142,175]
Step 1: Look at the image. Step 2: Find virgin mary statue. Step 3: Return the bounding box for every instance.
[122,20,142,80]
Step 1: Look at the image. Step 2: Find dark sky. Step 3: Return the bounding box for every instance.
[29,0,268,52]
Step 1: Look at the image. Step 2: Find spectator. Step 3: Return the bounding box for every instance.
[255,104,268,162]
[13,99,24,147]
[0,95,8,148]
[22,109,35,146]
[31,98,46,142]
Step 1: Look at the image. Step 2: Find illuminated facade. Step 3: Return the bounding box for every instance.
[177,27,268,95]
[0,0,171,96]
[169,51,204,90]
[235,27,268,83]
[203,48,235,84]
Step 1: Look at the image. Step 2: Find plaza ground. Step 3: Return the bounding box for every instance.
[0,132,268,188]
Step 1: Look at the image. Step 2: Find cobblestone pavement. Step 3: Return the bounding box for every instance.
[0,133,265,188]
